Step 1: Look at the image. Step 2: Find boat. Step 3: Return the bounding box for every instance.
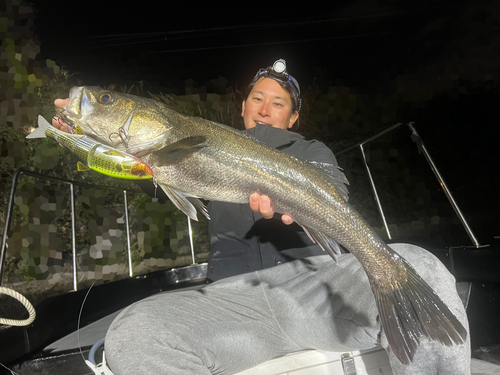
[1,122,499,374]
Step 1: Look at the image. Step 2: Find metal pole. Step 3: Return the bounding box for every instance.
[337,123,404,156]
[123,190,133,277]
[70,183,78,291]
[407,123,481,248]
[187,217,195,264]
[0,169,22,283]
[1,168,147,286]
[360,144,392,240]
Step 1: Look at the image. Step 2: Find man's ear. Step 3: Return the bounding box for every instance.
[288,111,299,129]
[241,100,246,118]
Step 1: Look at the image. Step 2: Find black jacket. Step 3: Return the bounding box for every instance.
[207,124,340,281]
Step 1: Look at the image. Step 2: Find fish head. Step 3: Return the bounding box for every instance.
[60,86,172,155]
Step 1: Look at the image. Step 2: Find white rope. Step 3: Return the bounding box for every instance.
[0,361,20,375]
[0,286,36,326]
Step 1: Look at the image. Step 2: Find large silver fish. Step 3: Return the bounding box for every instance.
[58,86,467,364]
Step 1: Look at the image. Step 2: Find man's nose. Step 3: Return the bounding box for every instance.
[258,101,271,117]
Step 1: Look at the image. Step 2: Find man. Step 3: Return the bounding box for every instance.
[206,59,338,281]
[53,60,470,374]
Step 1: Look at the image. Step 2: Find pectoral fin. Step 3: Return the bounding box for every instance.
[153,136,207,166]
[128,130,172,157]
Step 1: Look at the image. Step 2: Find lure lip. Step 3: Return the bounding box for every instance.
[129,155,155,178]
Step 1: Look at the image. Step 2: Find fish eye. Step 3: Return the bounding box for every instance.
[99,93,113,104]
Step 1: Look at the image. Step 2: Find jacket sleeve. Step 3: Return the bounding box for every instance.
[299,139,339,166]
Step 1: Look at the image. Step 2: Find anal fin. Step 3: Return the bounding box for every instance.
[157,183,209,221]
[299,225,342,263]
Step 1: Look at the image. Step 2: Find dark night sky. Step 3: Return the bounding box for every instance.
[26,0,500,243]
[30,0,486,89]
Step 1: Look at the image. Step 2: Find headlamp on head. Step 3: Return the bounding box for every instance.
[251,59,302,113]
[273,59,287,74]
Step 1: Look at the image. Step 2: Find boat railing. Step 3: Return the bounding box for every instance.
[0,169,204,294]
[1,122,489,301]
[336,121,487,249]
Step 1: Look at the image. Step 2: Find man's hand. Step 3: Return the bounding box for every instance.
[52,98,71,133]
[249,193,294,225]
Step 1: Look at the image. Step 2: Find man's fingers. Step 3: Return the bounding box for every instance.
[259,195,273,219]
[249,193,260,213]
[249,193,294,224]
[52,98,71,132]
[281,214,294,225]
[249,193,273,219]
[55,98,70,107]
[52,116,62,130]
[52,116,72,133]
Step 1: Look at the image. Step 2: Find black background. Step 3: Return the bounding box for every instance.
[29,0,500,244]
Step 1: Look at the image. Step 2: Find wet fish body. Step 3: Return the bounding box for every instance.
[60,86,467,364]
[27,116,154,180]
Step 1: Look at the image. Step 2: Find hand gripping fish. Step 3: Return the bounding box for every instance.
[27,116,154,180]
[57,86,467,365]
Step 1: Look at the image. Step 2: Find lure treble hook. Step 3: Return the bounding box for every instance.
[109,127,130,149]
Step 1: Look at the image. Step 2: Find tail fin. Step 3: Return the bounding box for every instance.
[372,258,467,365]
[26,116,50,139]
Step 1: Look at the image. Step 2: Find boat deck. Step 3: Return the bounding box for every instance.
[6,275,499,375]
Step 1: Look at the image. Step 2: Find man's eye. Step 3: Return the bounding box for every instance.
[274,102,283,107]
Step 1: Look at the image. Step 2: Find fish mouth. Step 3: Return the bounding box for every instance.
[55,112,106,143]
[59,86,108,139]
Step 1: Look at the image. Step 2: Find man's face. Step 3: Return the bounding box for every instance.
[241,77,299,130]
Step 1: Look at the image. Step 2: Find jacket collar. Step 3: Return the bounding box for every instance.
[243,124,304,149]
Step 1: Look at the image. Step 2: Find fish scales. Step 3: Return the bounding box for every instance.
[58,86,467,365]
[148,125,344,235]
